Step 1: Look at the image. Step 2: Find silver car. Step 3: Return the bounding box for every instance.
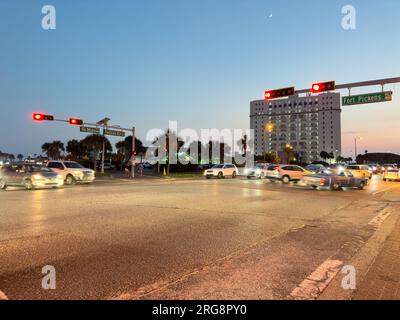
[0,163,64,190]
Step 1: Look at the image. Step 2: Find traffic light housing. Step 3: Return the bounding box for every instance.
[32,113,54,121]
[265,87,295,100]
[311,81,336,93]
[69,118,84,126]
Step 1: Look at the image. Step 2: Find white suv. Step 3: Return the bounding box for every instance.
[47,161,95,185]
[204,164,238,179]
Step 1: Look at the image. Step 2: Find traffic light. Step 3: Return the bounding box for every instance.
[32,113,54,121]
[69,118,84,126]
[265,87,295,100]
[311,81,336,93]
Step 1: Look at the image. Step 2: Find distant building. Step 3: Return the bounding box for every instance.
[356,153,400,164]
[250,92,341,163]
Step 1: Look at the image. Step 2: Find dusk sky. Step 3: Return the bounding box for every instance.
[0,0,399,157]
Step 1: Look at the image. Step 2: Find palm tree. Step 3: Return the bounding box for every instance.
[66,139,86,160]
[320,150,329,162]
[115,136,146,163]
[81,134,112,172]
[17,154,24,161]
[152,130,184,175]
[41,141,65,160]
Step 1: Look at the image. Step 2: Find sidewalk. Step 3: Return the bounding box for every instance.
[352,212,400,300]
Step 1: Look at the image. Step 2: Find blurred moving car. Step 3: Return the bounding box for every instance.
[368,164,384,174]
[204,164,238,179]
[245,163,269,179]
[266,164,312,184]
[383,164,398,171]
[345,165,372,179]
[302,170,368,191]
[0,163,64,190]
[383,169,400,182]
[47,161,95,185]
[305,164,326,173]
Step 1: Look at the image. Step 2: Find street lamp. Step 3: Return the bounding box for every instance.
[354,137,362,162]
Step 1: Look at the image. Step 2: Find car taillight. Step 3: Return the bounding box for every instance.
[319,178,327,185]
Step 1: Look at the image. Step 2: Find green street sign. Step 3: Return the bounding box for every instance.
[80,126,100,134]
[104,128,125,137]
[342,91,392,106]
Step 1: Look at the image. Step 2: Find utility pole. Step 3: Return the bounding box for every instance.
[97,117,110,174]
[131,127,136,178]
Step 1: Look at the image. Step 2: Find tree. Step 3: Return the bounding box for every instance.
[66,139,86,160]
[336,155,345,163]
[115,136,146,164]
[81,134,112,172]
[328,152,335,164]
[320,151,329,162]
[152,130,184,175]
[8,154,15,161]
[41,141,65,160]
[17,154,24,161]
[264,152,280,164]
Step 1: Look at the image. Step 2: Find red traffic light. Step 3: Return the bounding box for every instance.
[311,81,335,93]
[69,118,83,126]
[33,113,54,121]
[265,87,295,100]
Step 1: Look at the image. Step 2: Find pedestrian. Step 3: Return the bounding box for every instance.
[125,164,131,178]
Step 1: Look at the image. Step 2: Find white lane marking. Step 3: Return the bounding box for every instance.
[372,185,396,195]
[289,259,343,300]
[0,289,8,300]
[368,208,392,227]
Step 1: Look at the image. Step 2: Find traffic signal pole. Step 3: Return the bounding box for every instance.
[32,114,137,178]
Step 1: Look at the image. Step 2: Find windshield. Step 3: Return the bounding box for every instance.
[27,165,52,173]
[212,165,224,169]
[64,162,84,169]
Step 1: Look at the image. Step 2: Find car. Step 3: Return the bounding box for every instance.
[244,163,269,179]
[301,170,368,191]
[345,164,372,179]
[97,162,115,170]
[0,163,64,190]
[204,164,238,179]
[368,164,384,174]
[305,164,326,173]
[265,164,312,184]
[383,164,398,171]
[47,161,95,185]
[383,169,400,181]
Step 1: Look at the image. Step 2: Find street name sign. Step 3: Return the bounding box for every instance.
[104,128,125,137]
[342,91,392,106]
[80,126,100,134]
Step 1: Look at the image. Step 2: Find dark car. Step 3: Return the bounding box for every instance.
[0,163,64,190]
[301,170,368,191]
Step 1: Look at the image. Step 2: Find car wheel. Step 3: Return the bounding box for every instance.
[312,185,318,190]
[24,179,33,190]
[383,178,387,181]
[218,172,223,179]
[232,171,237,178]
[281,175,290,184]
[330,183,341,191]
[358,181,366,190]
[247,176,252,180]
[65,175,75,185]
[206,176,211,179]
[0,179,7,190]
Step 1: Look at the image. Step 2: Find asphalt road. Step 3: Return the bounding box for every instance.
[0,175,399,299]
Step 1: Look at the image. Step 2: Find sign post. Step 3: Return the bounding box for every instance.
[342,91,392,106]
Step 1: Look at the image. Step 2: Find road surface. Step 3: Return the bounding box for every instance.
[0,176,399,299]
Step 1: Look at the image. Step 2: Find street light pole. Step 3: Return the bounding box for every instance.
[131,127,136,179]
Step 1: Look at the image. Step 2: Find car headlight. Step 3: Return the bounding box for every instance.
[32,174,44,180]
[57,175,63,179]
[74,171,84,176]
[244,169,249,174]
[255,169,261,175]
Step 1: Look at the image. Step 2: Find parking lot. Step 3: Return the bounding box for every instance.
[0,174,399,299]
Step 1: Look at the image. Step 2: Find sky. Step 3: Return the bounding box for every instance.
[0,0,399,158]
